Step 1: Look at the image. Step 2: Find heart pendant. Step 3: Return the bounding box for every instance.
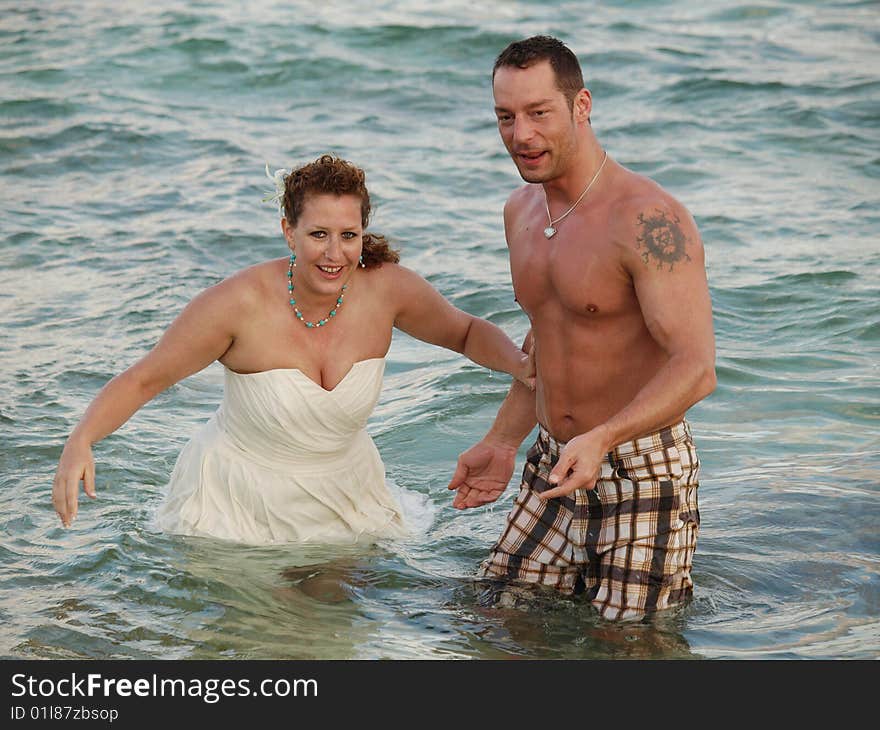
[543,226,557,239]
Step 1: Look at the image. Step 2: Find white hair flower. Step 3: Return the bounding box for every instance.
[262,163,288,214]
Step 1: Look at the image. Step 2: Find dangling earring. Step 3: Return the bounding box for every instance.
[359,254,365,268]
[289,251,297,267]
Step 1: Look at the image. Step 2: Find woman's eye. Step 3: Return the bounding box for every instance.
[342,232,357,240]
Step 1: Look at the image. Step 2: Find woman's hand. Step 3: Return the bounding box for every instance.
[52,437,97,527]
[513,339,536,390]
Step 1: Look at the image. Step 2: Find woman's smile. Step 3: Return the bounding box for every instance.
[316,264,345,280]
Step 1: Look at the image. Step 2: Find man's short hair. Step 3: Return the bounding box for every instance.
[493,35,585,110]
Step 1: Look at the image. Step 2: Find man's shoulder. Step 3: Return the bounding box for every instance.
[605,166,703,273]
[502,184,541,236]
[609,166,685,217]
[608,166,697,240]
[504,183,538,212]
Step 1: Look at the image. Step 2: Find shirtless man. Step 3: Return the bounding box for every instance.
[447,36,716,620]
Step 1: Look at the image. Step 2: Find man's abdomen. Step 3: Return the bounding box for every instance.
[533,320,672,441]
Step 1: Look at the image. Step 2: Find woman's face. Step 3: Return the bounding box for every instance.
[283,193,363,296]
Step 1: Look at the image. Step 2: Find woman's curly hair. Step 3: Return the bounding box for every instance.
[282,155,399,268]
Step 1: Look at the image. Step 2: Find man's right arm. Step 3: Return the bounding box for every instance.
[447,190,538,509]
[483,336,539,447]
[447,330,538,509]
[486,188,539,449]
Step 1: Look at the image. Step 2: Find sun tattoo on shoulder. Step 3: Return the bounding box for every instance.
[636,209,691,271]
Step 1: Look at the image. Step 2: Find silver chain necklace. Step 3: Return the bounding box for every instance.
[542,150,608,239]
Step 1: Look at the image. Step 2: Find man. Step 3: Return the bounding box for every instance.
[447,36,716,621]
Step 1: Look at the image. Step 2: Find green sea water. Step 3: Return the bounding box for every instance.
[1,0,878,660]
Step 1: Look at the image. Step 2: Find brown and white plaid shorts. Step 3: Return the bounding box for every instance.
[479,420,701,621]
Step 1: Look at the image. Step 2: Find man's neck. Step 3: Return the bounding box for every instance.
[542,136,605,205]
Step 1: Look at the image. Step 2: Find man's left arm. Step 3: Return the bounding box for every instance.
[541,198,716,499]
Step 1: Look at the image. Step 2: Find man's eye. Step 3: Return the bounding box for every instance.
[311,231,326,238]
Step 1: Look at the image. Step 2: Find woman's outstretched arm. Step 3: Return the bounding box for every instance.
[389,264,533,388]
[52,277,245,527]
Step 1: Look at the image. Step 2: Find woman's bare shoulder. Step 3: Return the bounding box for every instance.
[359,260,410,292]
[195,258,284,313]
[371,261,424,286]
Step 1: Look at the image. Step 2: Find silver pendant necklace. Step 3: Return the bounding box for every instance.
[543,150,608,239]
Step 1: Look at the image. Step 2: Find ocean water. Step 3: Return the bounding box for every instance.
[1,0,878,660]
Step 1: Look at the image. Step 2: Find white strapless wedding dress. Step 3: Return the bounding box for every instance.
[156,357,407,545]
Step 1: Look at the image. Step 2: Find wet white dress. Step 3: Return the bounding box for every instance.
[156,357,407,545]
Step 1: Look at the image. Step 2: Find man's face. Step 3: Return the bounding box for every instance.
[493,60,578,183]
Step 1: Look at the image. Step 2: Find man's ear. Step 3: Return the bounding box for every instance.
[574,88,592,125]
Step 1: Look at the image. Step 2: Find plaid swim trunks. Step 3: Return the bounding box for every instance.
[479,420,701,621]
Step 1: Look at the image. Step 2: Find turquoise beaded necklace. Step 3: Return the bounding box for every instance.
[286,252,347,329]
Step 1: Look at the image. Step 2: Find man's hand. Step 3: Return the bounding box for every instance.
[540,426,610,500]
[447,440,517,509]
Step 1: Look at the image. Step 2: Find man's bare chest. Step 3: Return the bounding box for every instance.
[509,232,633,319]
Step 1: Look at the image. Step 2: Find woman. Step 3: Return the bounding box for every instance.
[52,154,532,545]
